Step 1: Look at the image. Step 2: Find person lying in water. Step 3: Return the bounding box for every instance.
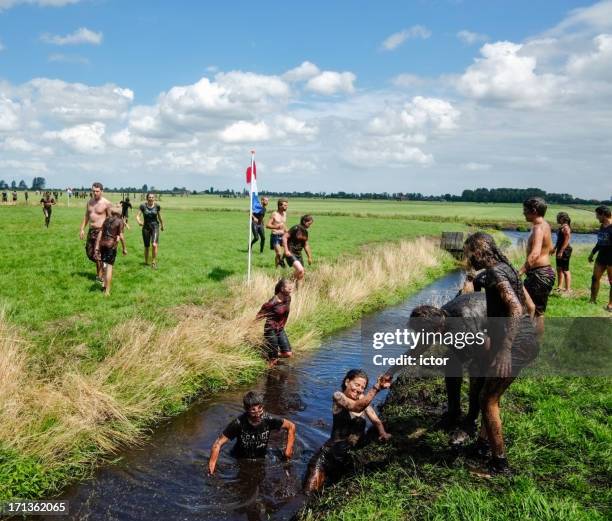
[208,391,296,475]
[304,369,392,494]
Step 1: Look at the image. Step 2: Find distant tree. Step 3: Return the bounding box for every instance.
[10,180,17,189]
[18,180,27,189]
[0,180,7,189]
[31,177,46,190]
[142,184,148,193]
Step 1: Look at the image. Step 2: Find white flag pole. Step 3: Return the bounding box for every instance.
[247,150,255,284]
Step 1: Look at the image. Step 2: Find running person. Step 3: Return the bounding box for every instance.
[256,278,294,366]
[551,212,572,292]
[94,205,127,296]
[79,182,112,281]
[463,232,539,475]
[40,192,56,227]
[283,215,313,285]
[588,205,612,312]
[136,192,164,269]
[266,199,288,268]
[519,197,555,338]
[304,370,391,494]
[120,196,133,229]
[208,391,296,475]
[251,196,269,253]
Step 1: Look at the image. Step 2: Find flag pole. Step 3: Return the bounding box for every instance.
[247,150,255,284]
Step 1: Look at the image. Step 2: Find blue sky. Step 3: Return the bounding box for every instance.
[1,0,611,198]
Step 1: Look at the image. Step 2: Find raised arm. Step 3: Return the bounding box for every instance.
[208,434,230,475]
[281,419,296,459]
[332,375,391,413]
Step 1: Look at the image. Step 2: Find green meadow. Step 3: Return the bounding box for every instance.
[0,196,609,516]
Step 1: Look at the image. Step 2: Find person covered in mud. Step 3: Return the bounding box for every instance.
[551,212,572,293]
[304,369,392,494]
[519,197,555,337]
[266,198,288,268]
[40,191,56,228]
[208,391,296,475]
[283,215,314,286]
[256,278,294,366]
[402,291,489,443]
[94,204,127,296]
[589,205,612,312]
[463,232,539,475]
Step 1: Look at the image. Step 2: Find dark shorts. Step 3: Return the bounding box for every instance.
[285,254,303,268]
[595,251,612,268]
[270,233,283,250]
[555,248,572,271]
[43,207,52,217]
[100,246,117,266]
[263,327,291,359]
[524,265,555,315]
[142,223,159,248]
[86,227,101,262]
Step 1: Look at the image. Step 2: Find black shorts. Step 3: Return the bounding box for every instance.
[86,227,101,262]
[99,246,118,266]
[595,251,612,268]
[285,254,303,268]
[555,248,572,271]
[43,207,52,217]
[270,233,283,250]
[142,223,159,248]
[524,266,555,315]
[263,327,291,359]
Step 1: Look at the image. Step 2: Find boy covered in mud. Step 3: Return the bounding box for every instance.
[519,197,555,337]
[208,391,296,475]
[94,204,127,295]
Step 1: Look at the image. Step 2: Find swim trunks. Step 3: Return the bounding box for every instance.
[86,227,101,262]
[592,224,612,267]
[285,254,303,268]
[524,265,555,315]
[270,233,284,250]
[263,327,292,359]
[142,223,159,248]
[99,246,117,265]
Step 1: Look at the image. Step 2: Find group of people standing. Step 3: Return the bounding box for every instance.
[78,182,164,295]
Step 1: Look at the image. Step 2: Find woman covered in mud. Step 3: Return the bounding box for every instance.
[304,369,392,493]
[463,232,539,475]
[256,278,294,367]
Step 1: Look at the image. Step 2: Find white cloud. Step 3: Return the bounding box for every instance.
[282,61,320,82]
[457,41,562,107]
[346,137,433,167]
[306,71,356,95]
[549,0,612,35]
[0,137,52,154]
[219,120,270,143]
[0,0,81,10]
[274,115,318,137]
[272,159,317,174]
[567,33,612,80]
[0,159,48,172]
[381,25,431,51]
[44,122,106,153]
[41,27,103,46]
[462,162,491,171]
[0,95,22,131]
[457,30,488,45]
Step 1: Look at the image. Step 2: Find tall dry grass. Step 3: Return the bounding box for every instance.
[0,237,448,478]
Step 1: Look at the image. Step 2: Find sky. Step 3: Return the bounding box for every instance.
[0,0,611,198]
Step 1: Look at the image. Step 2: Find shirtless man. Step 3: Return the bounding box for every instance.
[79,182,112,281]
[40,192,56,227]
[266,198,288,268]
[518,197,555,338]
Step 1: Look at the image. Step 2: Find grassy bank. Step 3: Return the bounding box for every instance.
[299,248,611,521]
[0,237,455,501]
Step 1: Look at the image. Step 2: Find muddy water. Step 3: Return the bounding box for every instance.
[503,230,597,248]
[48,272,463,521]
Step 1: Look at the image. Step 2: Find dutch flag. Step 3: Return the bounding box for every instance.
[246,161,263,214]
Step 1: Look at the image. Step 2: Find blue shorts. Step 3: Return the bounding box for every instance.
[270,233,284,250]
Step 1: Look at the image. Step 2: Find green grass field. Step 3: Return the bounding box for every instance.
[0,196,609,516]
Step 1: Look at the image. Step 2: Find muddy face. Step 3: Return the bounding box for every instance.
[344,376,367,400]
[246,404,264,425]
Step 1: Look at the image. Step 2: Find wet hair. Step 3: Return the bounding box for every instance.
[146,192,155,198]
[341,369,369,391]
[595,205,611,218]
[556,212,571,225]
[92,182,103,190]
[277,198,288,208]
[523,197,547,217]
[243,391,264,410]
[300,214,314,226]
[463,232,524,306]
[110,205,122,216]
[274,278,291,294]
[409,305,446,332]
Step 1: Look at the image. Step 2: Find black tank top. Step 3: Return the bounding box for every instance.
[555,225,572,253]
[330,406,367,445]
